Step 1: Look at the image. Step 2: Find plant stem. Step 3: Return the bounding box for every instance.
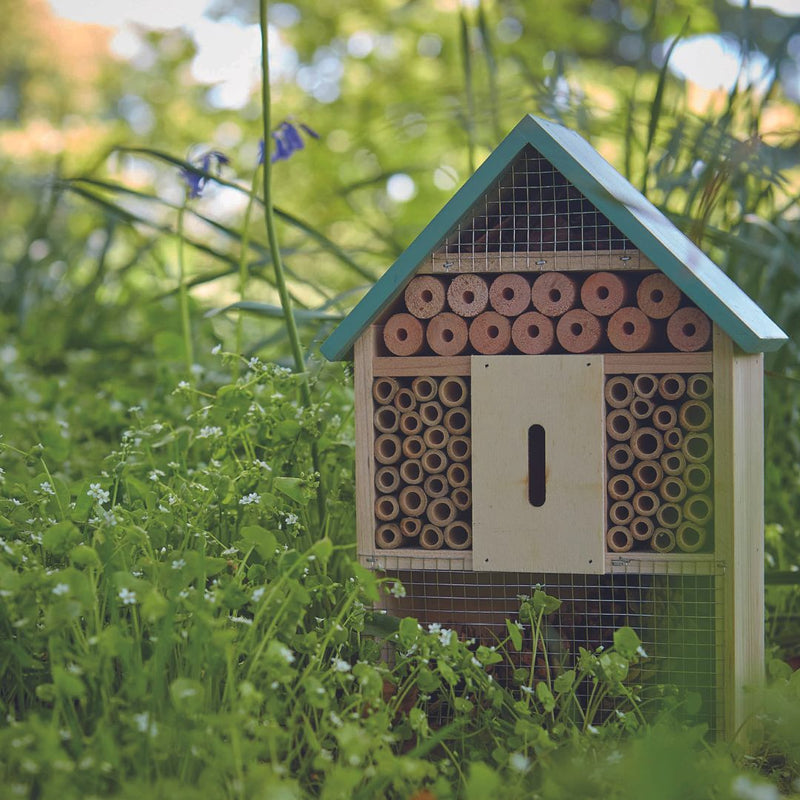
[176,201,194,376]
[234,170,262,377]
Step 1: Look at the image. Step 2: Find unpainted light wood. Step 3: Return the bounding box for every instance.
[604,552,719,576]
[373,355,471,377]
[604,352,712,374]
[354,331,378,563]
[361,551,473,571]
[422,250,653,274]
[471,354,605,573]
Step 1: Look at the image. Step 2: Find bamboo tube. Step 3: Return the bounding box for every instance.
[651,528,676,553]
[399,485,428,517]
[511,312,555,354]
[606,526,634,553]
[402,435,426,459]
[633,374,658,399]
[630,397,655,420]
[444,520,472,550]
[373,405,400,434]
[556,309,603,353]
[606,409,637,442]
[374,494,400,522]
[687,374,713,400]
[469,311,512,355]
[652,405,678,431]
[604,376,635,409]
[667,307,711,352]
[636,273,681,319]
[660,450,686,477]
[423,425,449,450]
[375,523,403,549]
[682,432,713,463]
[399,459,424,485]
[383,313,425,356]
[659,476,688,503]
[632,460,663,490]
[683,463,711,492]
[400,517,422,539]
[631,427,664,460]
[663,427,684,450]
[419,524,444,550]
[375,465,401,494]
[656,502,682,529]
[630,516,654,541]
[447,436,471,462]
[404,276,446,319]
[443,407,470,435]
[423,474,450,498]
[419,401,444,426]
[399,411,424,437]
[607,307,654,352]
[607,444,635,471]
[451,486,472,511]
[421,449,448,474]
[374,433,402,465]
[532,272,578,316]
[426,497,457,526]
[632,490,660,517]
[489,273,531,316]
[412,376,439,403]
[658,374,686,402]
[676,522,707,553]
[447,274,489,317]
[679,400,712,431]
[684,494,713,525]
[446,462,470,488]
[373,377,399,405]
[608,473,636,501]
[426,313,469,356]
[438,376,469,407]
[393,387,417,412]
[609,500,635,525]
[581,271,628,316]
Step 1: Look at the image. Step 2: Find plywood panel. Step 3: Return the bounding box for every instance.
[423,250,653,274]
[471,354,605,573]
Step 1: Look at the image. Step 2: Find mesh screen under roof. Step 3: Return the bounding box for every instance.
[437,145,634,254]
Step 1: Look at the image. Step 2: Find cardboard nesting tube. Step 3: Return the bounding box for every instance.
[399,459,424,485]
[446,462,470,488]
[633,460,663,490]
[606,409,637,442]
[399,485,428,517]
[657,375,685,403]
[443,407,471,435]
[532,272,578,316]
[607,443,635,471]
[374,494,400,522]
[375,523,403,549]
[660,450,686,477]
[663,427,684,451]
[606,525,633,553]
[630,397,655,421]
[667,307,712,352]
[659,476,688,503]
[451,486,472,511]
[631,427,664,460]
[679,400,712,431]
[374,433,402,464]
[412,376,439,403]
[682,432,713,463]
[393,388,417,413]
[687,374,713,400]
[651,528,676,553]
[556,309,603,353]
[636,273,681,319]
[447,436,471,463]
[402,435,426,459]
[632,374,658,399]
[404,276,446,319]
[438,376,468,407]
[676,521,707,553]
[511,312,555,354]
[426,496,457,526]
[373,377,399,405]
[607,307,654,352]
[423,425,449,450]
[469,311,512,355]
[631,516,654,541]
[421,449,448,474]
[609,500,635,525]
[384,313,425,356]
[652,405,678,431]
[632,490,660,517]
[444,520,472,550]
[400,517,422,539]
[427,313,468,356]
[373,405,400,434]
[375,465,401,494]
[489,273,531,316]
[604,376,635,409]
[581,271,629,316]
[423,473,450,498]
[419,401,444,426]
[684,494,713,525]
[656,502,682,529]
[608,473,636,501]
[447,274,489,317]
[683,463,711,492]
[399,411,424,437]
[420,524,444,550]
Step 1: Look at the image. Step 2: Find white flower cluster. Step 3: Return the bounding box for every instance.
[87,483,110,505]
[239,493,261,506]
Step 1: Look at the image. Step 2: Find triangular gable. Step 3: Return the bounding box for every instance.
[321,115,787,361]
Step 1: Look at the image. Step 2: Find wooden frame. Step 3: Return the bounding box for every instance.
[421,250,655,274]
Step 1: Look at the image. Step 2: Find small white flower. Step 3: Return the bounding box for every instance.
[276,643,295,664]
[167,495,178,505]
[87,483,109,505]
[148,470,165,482]
[248,357,261,369]
[331,657,351,673]
[229,615,253,625]
[438,628,454,647]
[102,508,118,527]
[520,685,534,695]
[239,493,261,506]
[197,426,223,439]
[221,546,239,556]
[284,513,298,526]
[118,588,137,605]
[131,570,143,578]
[251,587,265,602]
[254,459,272,471]
[52,583,69,596]
[390,581,406,599]
[427,622,442,634]
[133,712,157,737]
[39,481,54,496]
[211,344,221,355]
[171,559,186,570]
[471,656,482,668]
[509,752,530,773]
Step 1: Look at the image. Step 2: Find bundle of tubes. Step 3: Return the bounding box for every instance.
[382,271,712,357]
[373,375,473,551]
[604,372,714,554]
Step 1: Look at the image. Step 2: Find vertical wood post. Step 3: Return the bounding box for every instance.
[355,329,377,562]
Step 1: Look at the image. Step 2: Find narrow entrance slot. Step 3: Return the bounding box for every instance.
[528,424,546,507]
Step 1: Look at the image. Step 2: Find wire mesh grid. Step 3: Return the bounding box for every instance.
[436,145,633,261]
[380,562,723,735]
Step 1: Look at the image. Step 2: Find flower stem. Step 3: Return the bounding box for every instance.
[176,201,194,376]
[234,169,262,377]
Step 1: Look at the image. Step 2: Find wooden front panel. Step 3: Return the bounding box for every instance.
[471,355,605,573]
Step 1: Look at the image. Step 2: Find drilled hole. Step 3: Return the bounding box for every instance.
[622,321,635,335]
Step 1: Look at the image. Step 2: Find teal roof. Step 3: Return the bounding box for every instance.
[321,114,787,360]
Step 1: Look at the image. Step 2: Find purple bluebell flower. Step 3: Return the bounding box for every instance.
[259,119,320,165]
[179,149,229,199]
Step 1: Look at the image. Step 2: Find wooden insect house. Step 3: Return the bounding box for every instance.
[320,115,787,738]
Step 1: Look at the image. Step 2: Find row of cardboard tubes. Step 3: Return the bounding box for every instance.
[383,271,711,356]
